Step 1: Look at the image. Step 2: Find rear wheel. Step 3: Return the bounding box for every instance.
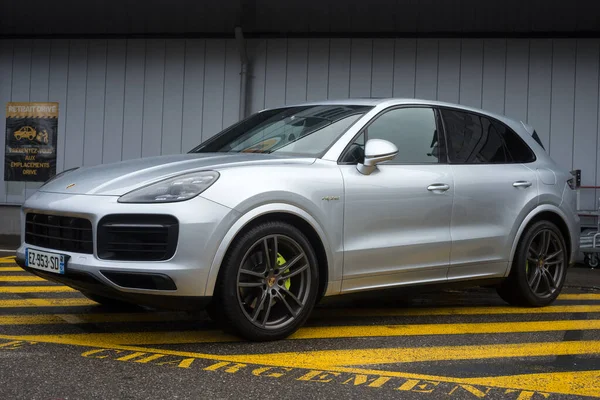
[497,221,568,307]
[216,221,319,341]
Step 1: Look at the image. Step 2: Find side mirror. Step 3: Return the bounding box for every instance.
[357,139,398,175]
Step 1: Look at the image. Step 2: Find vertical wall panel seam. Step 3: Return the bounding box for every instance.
[284,39,290,104]
[369,39,374,97]
[595,41,600,197]
[200,40,207,142]
[119,39,128,162]
[62,40,70,172]
[571,39,578,170]
[284,39,289,105]
[47,41,51,102]
[26,40,33,199]
[391,39,396,96]
[326,39,331,99]
[412,38,417,98]
[526,40,531,122]
[304,40,309,102]
[548,39,554,152]
[179,39,187,153]
[502,39,507,115]
[139,40,147,157]
[458,39,462,103]
[435,39,440,100]
[480,40,484,108]
[27,42,32,101]
[4,41,15,203]
[221,40,227,130]
[348,39,353,98]
[101,40,108,163]
[263,40,268,107]
[82,40,89,165]
[160,40,167,155]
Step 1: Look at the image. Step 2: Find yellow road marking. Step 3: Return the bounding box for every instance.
[0,276,45,282]
[0,267,21,272]
[558,293,600,300]
[0,312,194,325]
[0,298,96,308]
[0,286,75,293]
[313,304,600,318]
[221,340,600,368]
[1,319,599,345]
[0,333,598,397]
[0,256,15,262]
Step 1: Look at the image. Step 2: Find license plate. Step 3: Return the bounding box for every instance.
[25,248,66,274]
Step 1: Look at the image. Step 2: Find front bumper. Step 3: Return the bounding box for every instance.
[16,191,240,307]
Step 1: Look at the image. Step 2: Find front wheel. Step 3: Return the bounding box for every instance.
[497,221,568,307]
[216,221,319,341]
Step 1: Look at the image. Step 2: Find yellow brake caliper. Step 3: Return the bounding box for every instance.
[277,253,291,290]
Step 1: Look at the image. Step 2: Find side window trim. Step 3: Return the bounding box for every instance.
[337,105,448,165]
[437,106,536,165]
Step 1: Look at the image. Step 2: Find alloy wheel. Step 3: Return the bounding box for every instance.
[526,229,566,299]
[236,234,312,330]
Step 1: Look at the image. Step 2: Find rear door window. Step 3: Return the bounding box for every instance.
[440,109,535,164]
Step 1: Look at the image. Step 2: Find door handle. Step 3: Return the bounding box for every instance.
[513,181,532,188]
[427,183,450,192]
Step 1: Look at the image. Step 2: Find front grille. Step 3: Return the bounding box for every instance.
[97,214,178,261]
[25,213,93,254]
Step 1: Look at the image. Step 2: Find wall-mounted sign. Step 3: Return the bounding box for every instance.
[4,102,58,182]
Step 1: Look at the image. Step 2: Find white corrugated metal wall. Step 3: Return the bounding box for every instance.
[2,38,600,212]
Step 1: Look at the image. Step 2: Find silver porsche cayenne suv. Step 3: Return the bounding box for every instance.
[16,98,580,341]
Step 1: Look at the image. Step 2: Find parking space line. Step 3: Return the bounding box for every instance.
[0,312,195,325]
[2,319,599,345]
[558,293,600,300]
[222,340,600,367]
[0,286,76,293]
[0,267,21,272]
[0,276,45,282]
[313,304,600,318]
[0,298,96,308]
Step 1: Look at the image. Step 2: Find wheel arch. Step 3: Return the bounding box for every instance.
[204,203,333,300]
[507,205,572,277]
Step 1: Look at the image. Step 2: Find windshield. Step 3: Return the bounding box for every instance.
[189,105,372,157]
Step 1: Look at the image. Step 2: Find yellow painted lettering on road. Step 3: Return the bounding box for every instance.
[252,366,293,378]
[156,358,195,368]
[81,349,121,359]
[0,340,36,349]
[297,370,341,383]
[342,374,392,387]
[204,362,248,373]
[116,352,148,361]
[447,384,493,397]
[397,379,441,394]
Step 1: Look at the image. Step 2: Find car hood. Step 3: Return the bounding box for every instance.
[39,153,316,196]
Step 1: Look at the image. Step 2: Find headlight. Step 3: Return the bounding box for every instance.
[118,171,219,203]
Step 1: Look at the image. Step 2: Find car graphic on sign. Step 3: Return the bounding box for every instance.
[14,126,37,140]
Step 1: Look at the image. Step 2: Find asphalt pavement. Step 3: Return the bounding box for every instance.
[0,254,599,400]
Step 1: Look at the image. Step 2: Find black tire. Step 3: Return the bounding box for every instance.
[497,220,568,307]
[81,291,137,308]
[215,221,319,341]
